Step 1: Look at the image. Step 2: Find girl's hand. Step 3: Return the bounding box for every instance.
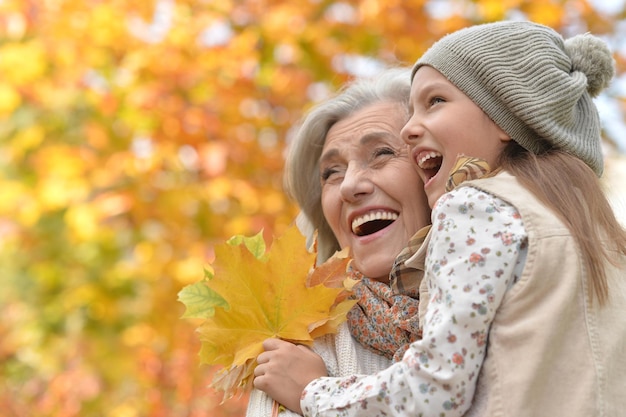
[253,338,327,414]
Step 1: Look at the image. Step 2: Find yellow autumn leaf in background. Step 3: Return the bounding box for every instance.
[178,226,356,400]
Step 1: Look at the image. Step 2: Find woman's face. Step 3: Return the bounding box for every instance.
[402,66,511,208]
[320,101,430,282]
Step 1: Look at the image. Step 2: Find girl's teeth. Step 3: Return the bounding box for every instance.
[418,151,442,169]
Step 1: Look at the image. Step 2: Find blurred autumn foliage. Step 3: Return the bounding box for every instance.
[0,1,624,416]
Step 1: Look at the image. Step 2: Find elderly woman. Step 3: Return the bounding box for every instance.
[246,67,431,416]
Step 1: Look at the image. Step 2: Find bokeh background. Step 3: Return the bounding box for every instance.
[1,1,625,416]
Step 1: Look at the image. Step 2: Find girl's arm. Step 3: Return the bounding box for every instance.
[299,187,526,417]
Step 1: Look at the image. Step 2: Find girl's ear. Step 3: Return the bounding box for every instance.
[498,127,512,143]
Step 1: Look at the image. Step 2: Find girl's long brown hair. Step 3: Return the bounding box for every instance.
[500,142,626,305]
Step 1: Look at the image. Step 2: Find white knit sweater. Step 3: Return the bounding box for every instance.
[245,322,392,417]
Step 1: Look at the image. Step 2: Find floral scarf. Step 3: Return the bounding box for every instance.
[346,267,421,362]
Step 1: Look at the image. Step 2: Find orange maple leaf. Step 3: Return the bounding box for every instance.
[306,246,350,288]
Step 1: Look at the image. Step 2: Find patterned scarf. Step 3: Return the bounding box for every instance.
[346,267,421,362]
[347,156,491,362]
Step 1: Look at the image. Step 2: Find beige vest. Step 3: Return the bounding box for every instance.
[408,171,626,417]
[464,172,626,416]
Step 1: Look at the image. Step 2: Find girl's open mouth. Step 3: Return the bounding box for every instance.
[417,151,442,182]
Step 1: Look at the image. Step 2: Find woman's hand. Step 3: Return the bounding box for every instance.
[253,338,328,414]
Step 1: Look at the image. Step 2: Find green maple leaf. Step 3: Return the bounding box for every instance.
[177,281,229,319]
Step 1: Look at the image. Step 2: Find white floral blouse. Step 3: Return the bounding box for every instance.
[301,185,528,417]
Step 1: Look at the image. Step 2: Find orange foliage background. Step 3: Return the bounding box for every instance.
[0,1,624,416]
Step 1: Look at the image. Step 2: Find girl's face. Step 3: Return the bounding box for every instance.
[320,101,430,282]
[401,66,512,208]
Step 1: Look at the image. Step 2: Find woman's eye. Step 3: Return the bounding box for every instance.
[373,147,396,158]
[321,167,340,181]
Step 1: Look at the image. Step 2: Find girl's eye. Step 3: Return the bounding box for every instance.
[429,96,445,106]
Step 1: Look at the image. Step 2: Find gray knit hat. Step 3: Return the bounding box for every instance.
[412,21,615,176]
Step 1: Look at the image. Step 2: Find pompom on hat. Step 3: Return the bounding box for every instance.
[412,20,615,176]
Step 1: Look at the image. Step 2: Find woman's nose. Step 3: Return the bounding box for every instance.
[339,163,374,202]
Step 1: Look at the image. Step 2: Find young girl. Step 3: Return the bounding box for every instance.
[257,21,626,417]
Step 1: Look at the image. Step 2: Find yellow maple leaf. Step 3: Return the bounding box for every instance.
[181,226,356,400]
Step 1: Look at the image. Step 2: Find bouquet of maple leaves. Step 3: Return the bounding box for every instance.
[178,226,357,400]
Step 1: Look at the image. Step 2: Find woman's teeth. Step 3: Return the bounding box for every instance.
[351,211,398,236]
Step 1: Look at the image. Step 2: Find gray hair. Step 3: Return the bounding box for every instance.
[283,67,412,263]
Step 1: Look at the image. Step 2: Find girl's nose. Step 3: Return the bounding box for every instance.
[339,163,374,202]
[401,114,423,145]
